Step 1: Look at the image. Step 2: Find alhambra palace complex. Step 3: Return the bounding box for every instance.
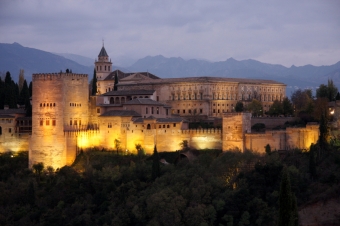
[0,46,320,169]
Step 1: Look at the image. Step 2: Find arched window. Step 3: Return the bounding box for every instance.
[110,97,114,104]
[147,124,151,130]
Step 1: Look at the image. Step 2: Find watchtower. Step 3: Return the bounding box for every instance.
[29,72,89,169]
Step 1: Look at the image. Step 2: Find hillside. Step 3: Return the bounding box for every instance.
[0,42,94,82]
[0,147,339,225]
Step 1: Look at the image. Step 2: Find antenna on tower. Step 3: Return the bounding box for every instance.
[102,38,104,47]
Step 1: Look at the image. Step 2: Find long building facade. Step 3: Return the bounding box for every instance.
[0,44,319,170]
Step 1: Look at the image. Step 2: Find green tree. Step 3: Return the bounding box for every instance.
[309,143,317,180]
[235,101,244,112]
[114,72,118,91]
[247,99,263,116]
[18,69,25,94]
[278,168,293,226]
[318,112,329,149]
[282,97,294,116]
[268,100,283,116]
[152,145,160,180]
[291,89,314,116]
[265,144,271,155]
[291,194,299,226]
[91,68,97,95]
[114,139,121,154]
[33,162,44,182]
[317,79,338,101]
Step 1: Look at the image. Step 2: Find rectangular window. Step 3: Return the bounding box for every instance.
[97,108,100,113]
[74,120,77,126]
[79,120,81,126]
[46,120,50,126]
[200,109,203,113]
[173,123,176,127]
[189,109,191,114]
[213,109,216,113]
[40,120,43,126]
[183,110,185,114]
[52,120,56,126]
[146,107,148,114]
[166,109,168,115]
[70,120,72,126]
[156,107,159,114]
[177,109,180,114]
[151,107,154,114]
[157,96,159,101]
[8,128,11,133]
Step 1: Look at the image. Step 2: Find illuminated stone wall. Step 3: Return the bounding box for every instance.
[0,133,29,153]
[30,73,88,169]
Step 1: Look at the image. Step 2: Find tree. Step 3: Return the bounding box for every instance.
[91,68,97,95]
[18,69,25,93]
[268,100,283,116]
[114,139,121,154]
[246,99,263,116]
[135,143,144,158]
[309,143,317,180]
[152,145,160,180]
[114,72,118,91]
[312,98,329,121]
[235,101,244,112]
[291,89,314,117]
[318,112,329,149]
[282,97,294,116]
[278,168,293,226]
[316,79,338,101]
[265,144,271,155]
[33,162,44,182]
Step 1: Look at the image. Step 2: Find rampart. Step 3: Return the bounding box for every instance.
[251,116,298,129]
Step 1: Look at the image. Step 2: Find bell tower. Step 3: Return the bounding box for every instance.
[95,42,112,82]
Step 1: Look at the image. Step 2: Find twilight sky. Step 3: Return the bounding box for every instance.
[1,0,339,67]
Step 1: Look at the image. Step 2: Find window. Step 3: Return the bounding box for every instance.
[177,109,180,114]
[156,107,159,114]
[189,109,191,114]
[163,125,165,128]
[97,108,100,113]
[159,125,161,128]
[40,120,43,126]
[79,120,81,126]
[200,109,203,113]
[74,120,77,126]
[0,126,2,135]
[40,103,42,107]
[166,109,168,115]
[108,66,110,71]
[173,123,176,127]
[157,96,159,101]
[8,128,11,133]
[46,120,50,126]
[151,107,154,114]
[52,120,56,126]
[183,110,185,114]
[70,120,72,126]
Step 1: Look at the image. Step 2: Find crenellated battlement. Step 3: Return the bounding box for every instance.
[32,73,88,81]
[181,128,222,134]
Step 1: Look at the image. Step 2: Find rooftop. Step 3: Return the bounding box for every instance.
[100,110,141,117]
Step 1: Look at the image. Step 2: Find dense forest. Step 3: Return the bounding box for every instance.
[0,143,340,225]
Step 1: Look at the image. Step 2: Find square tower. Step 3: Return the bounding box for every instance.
[29,73,89,169]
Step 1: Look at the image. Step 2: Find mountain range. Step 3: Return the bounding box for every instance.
[1,42,340,96]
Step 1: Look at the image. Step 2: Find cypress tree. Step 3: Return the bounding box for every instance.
[309,143,317,180]
[152,145,160,180]
[319,112,329,150]
[91,68,97,95]
[278,168,293,226]
[114,72,118,91]
[28,81,32,97]
[291,194,299,226]
[0,77,4,109]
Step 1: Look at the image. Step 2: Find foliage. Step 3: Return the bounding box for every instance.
[91,68,97,95]
[0,148,340,225]
[114,139,121,154]
[316,79,338,101]
[235,101,244,112]
[265,144,271,155]
[268,100,283,116]
[152,145,160,180]
[291,89,314,116]
[278,168,293,226]
[246,99,263,116]
[251,123,265,132]
[282,97,294,116]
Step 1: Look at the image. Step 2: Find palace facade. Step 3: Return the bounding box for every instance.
[0,45,319,170]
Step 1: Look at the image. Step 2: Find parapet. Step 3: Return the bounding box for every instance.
[32,73,88,81]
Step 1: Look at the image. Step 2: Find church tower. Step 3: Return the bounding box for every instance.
[95,43,112,94]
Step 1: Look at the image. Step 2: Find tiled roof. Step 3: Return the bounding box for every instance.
[100,110,141,117]
[102,90,155,96]
[0,109,26,115]
[98,46,108,57]
[124,98,165,106]
[117,76,285,86]
[0,115,15,119]
[104,70,160,81]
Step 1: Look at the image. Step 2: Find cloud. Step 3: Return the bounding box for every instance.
[0,0,339,66]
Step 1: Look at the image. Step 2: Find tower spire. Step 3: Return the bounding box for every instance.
[102,38,104,47]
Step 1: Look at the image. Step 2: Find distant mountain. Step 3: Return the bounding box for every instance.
[1,42,340,96]
[128,55,340,95]
[55,53,95,67]
[0,42,96,82]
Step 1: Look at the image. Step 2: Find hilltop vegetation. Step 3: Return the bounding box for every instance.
[0,146,340,226]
